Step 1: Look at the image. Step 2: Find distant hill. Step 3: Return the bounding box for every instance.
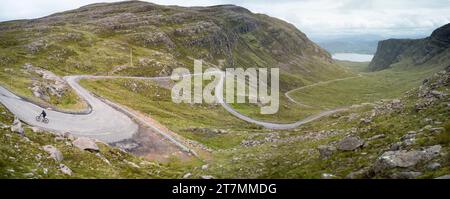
[369,23,450,71]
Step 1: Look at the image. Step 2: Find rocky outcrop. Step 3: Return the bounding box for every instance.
[72,137,100,152]
[317,145,336,159]
[390,171,422,179]
[336,136,364,151]
[373,145,442,173]
[415,70,450,111]
[369,39,419,71]
[23,63,69,100]
[435,175,450,179]
[11,117,24,136]
[369,23,450,71]
[42,145,64,162]
[59,164,72,176]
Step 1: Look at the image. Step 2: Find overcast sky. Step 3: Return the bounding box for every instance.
[1,0,449,39]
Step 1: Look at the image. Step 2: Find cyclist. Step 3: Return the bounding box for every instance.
[40,110,47,120]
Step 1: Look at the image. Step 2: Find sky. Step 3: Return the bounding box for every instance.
[0,0,449,39]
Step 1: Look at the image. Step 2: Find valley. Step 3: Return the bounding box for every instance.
[0,1,449,179]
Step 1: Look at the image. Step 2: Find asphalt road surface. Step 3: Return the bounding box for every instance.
[0,76,138,143]
[0,71,349,144]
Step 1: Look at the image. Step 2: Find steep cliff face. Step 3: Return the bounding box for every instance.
[369,23,450,71]
[368,39,420,71]
[410,23,450,64]
[0,1,345,90]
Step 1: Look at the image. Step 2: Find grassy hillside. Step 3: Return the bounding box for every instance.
[189,69,450,178]
[4,66,448,179]
[80,78,265,149]
[0,103,196,178]
[290,56,448,109]
[0,1,351,111]
[0,1,448,179]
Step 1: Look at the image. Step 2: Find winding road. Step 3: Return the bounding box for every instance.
[0,76,138,143]
[0,70,355,149]
[284,74,363,106]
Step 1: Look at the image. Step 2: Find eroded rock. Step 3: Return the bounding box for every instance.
[72,137,100,152]
[317,145,336,159]
[42,145,63,162]
[59,164,72,176]
[373,145,442,172]
[390,171,422,179]
[11,117,24,136]
[337,136,364,151]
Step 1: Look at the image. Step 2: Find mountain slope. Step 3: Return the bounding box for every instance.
[0,104,184,179]
[369,23,450,71]
[0,0,350,102]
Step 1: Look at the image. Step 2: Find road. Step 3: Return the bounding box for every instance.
[0,76,138,143]
[0,70,353,145]
[213,71,348,129]
[284,74,363,107]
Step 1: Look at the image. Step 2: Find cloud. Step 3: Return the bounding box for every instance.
[231,0,450,37]
[1,0,449,38]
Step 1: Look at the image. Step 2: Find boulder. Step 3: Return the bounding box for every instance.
[421,145,442,160]
[59,164,72,176]
[337,136,364,151]
[42,145,63,162]
[373,145,441,172]
[435,175,450,179]
[11,117,24,136]
[401,132,417,146]
[0,121,9,129]
[182,173,192,179]
[391,99,403,109]
[63,132,75,141]
[430,90,446,98]
[401,131,417,140]
[426,162,441,171]
[201,175,214,179]
[30,126,43,133]
[72,137,99,152]
[317,145,336,159]
[345,168,369,179]
[389,142,402,151]
[390,171,422,179]
[321,173,338,179]
[360,118,372,125]
[95,153,111,165]
[114,141,140,151]
[375,150,419,171]
[124,160,140,169]
[368,134,385,141]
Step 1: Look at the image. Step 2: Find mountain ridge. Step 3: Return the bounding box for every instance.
[0,0,350,100]
[369,23,450,71]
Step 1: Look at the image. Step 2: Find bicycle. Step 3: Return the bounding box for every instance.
[36,115,49,124]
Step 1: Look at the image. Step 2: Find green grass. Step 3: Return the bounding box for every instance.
[228,94,323,123]
[0,104,190,179]
[218,65,354,124]
[80,78,267,150]
[0,68,87,111]
[335,60,370,73]
[0,14,353,113]
[191,72,450,178]
[289,63,444,109]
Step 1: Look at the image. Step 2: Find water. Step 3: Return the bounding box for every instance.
[332,53,374,62]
